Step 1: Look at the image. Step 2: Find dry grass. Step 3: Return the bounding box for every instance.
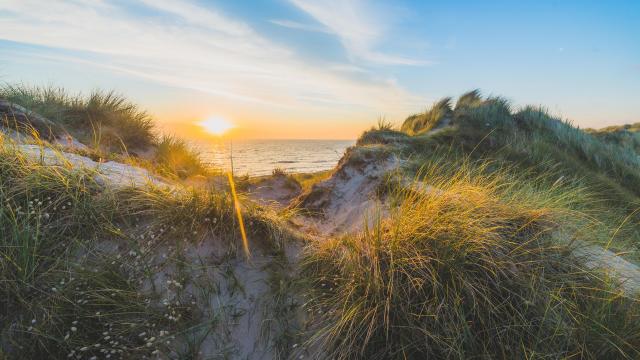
[153,135,209,179]
[1,84,215,179]
[0,84,155,151]
[0,141,291,358]
[302,159,640,359]
[401,97,452,135]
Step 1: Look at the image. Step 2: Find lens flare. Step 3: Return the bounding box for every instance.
[227,171,250,258]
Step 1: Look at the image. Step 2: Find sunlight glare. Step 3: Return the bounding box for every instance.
[200,116,234,136]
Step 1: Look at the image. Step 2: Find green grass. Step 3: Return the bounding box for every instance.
[291,170,333,193]
[153,135,209,179]
[400,97,452,135]
[1,83,215,179]
[0,142,292,358]
[392,90,640,228]
[3,84,640,359]
[0,84,155,152]
[302,159,640,359]
[587,123,640,153]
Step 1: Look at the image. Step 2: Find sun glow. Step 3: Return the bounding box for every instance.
[200,116,234,136]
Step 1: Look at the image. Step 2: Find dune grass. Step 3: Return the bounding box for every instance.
[395,91,640,214]
[1,84,214,179]
[0,144,176,358]
[401,97,452,135]
[291,170,333,193]
[3,83,640,359]
[0,84,155,152]
[0,142,288,359]
[587,123,640,153]
[302,159,640,359]
[153,135,209,179]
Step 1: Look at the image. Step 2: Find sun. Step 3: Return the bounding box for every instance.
[200,116,234,136]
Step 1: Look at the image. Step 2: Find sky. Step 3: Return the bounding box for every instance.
[0,0,638,140]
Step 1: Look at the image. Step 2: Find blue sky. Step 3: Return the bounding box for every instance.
[0,0,638,139]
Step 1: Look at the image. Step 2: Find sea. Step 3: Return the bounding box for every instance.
[196,139,355,176]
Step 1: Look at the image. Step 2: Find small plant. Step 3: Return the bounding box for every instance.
[401,97,452,135]
[154,135,208,179]
[272,167,287,177]
[375,117,394,131]
[454,88,482,110]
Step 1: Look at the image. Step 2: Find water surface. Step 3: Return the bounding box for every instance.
[197,139,355,176]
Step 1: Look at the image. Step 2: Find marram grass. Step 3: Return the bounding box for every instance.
[398,90,640,208]
[1,83,210,179]
[0,142,289,358]
[302,159,640,359]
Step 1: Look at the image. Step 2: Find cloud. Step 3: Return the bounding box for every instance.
[269,19,331,33]
[0,0,422,116]
[288,0,427,66]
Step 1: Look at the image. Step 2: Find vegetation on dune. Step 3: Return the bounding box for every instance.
[454,88,483,110]
[587,122,640,153]
[153,135,208,179]
[303,159,640,359]
[400,97,452,135]
[2,82,640,359]
[393,90,640,215]
[356,118,409,147]
[0,84,210,179]
[0,143,289,359]
[291,170,333,193]
[0,84,155,151]
[312,92,640,358]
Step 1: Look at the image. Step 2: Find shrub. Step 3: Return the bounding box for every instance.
[272,167,287,177]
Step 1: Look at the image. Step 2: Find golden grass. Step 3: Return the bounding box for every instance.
[302,158,640,359]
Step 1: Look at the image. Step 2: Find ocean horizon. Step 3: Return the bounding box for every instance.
[196,139,355,176]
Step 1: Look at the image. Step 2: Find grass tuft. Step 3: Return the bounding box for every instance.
[153,135,208,179]
[303,159,640,359]
[0,84,155,151]
[401,97,452,135]
[0,142,289,358]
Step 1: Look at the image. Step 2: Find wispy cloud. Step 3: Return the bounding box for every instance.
[269,19,331,33]
[288,0,428,66]
[0,0,421,116]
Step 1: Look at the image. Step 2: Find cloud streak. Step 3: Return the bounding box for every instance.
[0,0,422,118]
[269,19,331,34]
[288,0,428,66]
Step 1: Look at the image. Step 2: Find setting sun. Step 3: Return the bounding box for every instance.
[200,116,233,136]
